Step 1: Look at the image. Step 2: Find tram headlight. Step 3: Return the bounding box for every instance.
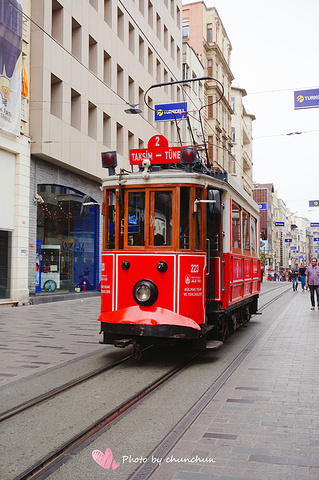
[133,279,158,306]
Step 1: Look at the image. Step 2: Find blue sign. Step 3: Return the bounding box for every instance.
[275,222,285,227]
[311,223,319,227]
[258,203,267,210]
[314,238,319,242]
[309,200,319,207]
[155,102,187,121]
[294,88,319,109]
[285,238,292,243]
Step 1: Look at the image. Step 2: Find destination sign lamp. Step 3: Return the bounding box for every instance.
[180,147,198,172]
[101,151,117,176]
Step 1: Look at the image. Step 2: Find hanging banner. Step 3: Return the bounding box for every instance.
[0,0,23,135]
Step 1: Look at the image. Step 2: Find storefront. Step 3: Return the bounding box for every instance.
[35,184,99,295]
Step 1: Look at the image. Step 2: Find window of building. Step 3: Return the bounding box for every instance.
[104,50,111,86]
[72,18,81,60]
[117,64,124,97]
[207,59,213,77]
[89,0,98,11]
[129,22,135,54]
[89,35,97,74]
[231,126,236,142]
[156,13,161,39]
[52,0,63,44]
[117,122,123,155]
[148,48,153,75]
[148,1,153,27]
[164,25,168,49]
[139,36,144,65]
[117,7,124,41]
[208,95,213,118]
[128,76,135,104]
[182,63,189,80]
[208,136,213,163]
[71,89,81,130]
[232,201,241,251]
[207,23,212,42]
[88,101,97,139]
[182,20,189,40]
[103,112,111,146]
[50,74,62,119]
[104,0,112,26]
[139,0,144,15]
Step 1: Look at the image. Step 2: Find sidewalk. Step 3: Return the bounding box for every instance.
[0,295,104,387]
[144,287,319,480]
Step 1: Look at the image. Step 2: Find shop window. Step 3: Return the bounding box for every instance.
[232,202,241,251]
[0,231,11,299]
[36,185,99,294]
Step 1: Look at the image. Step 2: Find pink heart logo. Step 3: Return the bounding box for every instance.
[92,448,118,469]
[112,460,120,470]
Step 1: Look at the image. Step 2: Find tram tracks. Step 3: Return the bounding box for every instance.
[2,286,291,480]
[11,350,204,480]
[0,351,142,423]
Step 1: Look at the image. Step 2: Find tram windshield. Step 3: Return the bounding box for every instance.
[103,185,205,251]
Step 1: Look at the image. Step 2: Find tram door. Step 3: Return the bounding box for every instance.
[206,190,222,314]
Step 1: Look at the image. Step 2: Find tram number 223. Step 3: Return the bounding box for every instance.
[190,264,199,273]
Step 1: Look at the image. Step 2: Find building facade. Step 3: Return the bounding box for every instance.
[26,0,182,299]
[230,86,255,196]
[0,0,31,304]
[182,2,234,175]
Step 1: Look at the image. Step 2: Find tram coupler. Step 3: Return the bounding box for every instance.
[114,338,133,348]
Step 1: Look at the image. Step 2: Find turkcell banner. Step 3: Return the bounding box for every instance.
[155,102,187,121]
[309,200,319,207]
[294,88,319,110]
[0,0,23,136]
[258,203,267,210]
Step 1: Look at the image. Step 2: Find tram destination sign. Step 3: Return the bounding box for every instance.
[294,88,319,110]
[129,146,182,165]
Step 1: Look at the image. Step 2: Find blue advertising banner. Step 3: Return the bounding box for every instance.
[0,0,23,135]
[155,102,187,121]
[310,223,319,227]
[294,88,319,110]
[275,222,285,227]
[258,203,267,210]
[309,200,319,207]
[285,238,292,243]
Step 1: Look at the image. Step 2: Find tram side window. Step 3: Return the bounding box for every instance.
[152,191,172,246]
[128,192,145,246]
[180,187,190,249]
[195,187,202,250]
[251,216,257,254]
[243,210,250,252]
[106,189,116,250]
[232,202,241,251]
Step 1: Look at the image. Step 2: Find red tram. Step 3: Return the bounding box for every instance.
[98,79,261,358]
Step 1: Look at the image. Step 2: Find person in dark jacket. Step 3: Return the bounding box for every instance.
[299,263,306,291]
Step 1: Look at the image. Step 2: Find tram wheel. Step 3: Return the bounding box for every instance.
[132,341,142,360]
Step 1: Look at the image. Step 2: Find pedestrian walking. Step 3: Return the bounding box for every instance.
[305,257,319,310]
[299,263,306,291]
[290,263,299,291]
